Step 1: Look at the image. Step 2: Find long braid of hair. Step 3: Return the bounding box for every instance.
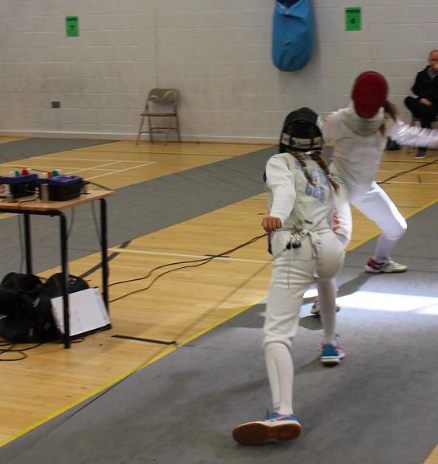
[287,149,316,186]
[383,100,398,121]
[285,148,339,192]
[379,100,399,135]
[310,151,340,192]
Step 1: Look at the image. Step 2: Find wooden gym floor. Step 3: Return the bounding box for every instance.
[0,138,437,464]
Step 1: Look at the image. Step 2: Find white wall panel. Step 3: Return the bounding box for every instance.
[0,0,437,141]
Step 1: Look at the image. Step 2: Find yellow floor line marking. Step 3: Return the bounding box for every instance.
[0,294,266,449]
[2,154,437,450]
[3,197,437,450]
[347,197,438,252]
[404,197,438,218]
[178,294,267,346]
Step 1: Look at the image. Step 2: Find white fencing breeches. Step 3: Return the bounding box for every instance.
[264,229,345,347]
[334,181,407,259]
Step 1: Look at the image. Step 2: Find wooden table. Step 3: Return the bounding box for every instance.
[0,189,114,348]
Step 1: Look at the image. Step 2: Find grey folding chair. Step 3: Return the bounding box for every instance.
[136,89,181,144]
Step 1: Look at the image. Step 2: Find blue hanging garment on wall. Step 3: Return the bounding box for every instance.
[272,0,315,72]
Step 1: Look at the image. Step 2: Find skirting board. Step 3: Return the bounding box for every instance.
[0,130,278,144]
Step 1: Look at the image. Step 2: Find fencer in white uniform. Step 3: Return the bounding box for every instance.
[232,108,345,447]
[325,71,438,273]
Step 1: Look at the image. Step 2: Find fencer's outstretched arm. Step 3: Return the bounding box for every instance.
[262,157,296,233]
[388,120,438,147]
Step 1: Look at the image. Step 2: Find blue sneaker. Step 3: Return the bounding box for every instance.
[321,342,344,366]
[232,412,301,446]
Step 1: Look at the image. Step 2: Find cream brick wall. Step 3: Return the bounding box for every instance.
[0,0,437,141]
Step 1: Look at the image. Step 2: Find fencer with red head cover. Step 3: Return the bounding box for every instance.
[323,71,438,273]
[352,71,388,118]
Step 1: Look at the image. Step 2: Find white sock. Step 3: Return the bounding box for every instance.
[265,342,294,415]
[317,280,337,345]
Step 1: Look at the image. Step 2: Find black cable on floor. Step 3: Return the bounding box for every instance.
[0,341,43,361]
[109,232,268,303]
[377,157,438,185]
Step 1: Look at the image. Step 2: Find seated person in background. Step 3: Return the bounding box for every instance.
[404,49,438,159]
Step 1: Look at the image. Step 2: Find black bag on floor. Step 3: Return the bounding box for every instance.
[0,273,58,343]
[39,273,89,306]
[0,272,89,343]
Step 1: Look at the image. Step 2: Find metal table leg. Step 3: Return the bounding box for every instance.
[0,192,111,349]
[99,199,109,311]
[58,212,70,349]
[23,213,33,275]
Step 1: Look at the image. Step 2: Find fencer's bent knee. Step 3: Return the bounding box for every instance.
[383,217,407,241]
[265,340,290,351]
[264,332,293,349]
[315,232,345,279]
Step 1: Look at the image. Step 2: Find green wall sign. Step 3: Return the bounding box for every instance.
[345,7,361,31]
[66,16,79,37]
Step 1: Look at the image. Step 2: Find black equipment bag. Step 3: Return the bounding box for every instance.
[0,273,58,343]
[0,272,89,343]
[39,273,89,304]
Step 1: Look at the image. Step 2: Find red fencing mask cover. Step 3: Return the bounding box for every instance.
[352,71,388,118]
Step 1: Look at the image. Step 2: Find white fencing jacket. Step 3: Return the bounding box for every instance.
[265,152,334,232]
[324,105,438,198]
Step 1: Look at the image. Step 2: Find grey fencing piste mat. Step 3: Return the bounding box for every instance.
[0,146,277,277]
[1,195,438,463]
[0,138,113,163]
[0,143,331,277]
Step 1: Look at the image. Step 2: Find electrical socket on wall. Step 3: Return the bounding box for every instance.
[51,101,61,108]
